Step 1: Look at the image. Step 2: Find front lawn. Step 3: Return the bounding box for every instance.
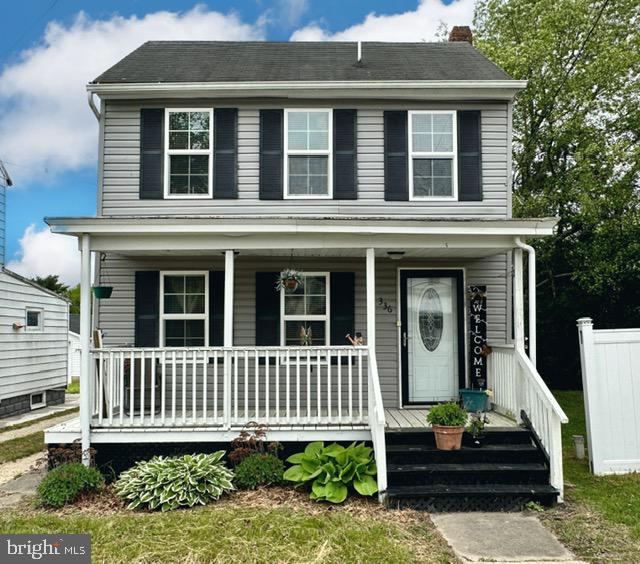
[0,490,453,563]
[539,391,640,561]
[0,432,44,463]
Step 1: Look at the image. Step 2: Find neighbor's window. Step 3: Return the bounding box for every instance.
[285,110,332,198]
[160,272,208,346]
[281,273,329,346]
[25,308,43,332]
[165,109,212,198]
[30,392,46,410]
[409,111,457,199]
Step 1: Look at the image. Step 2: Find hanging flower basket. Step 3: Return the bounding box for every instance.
[92,285,113,299]
[275,269,304,292]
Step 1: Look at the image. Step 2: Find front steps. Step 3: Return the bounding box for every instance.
[384,428,559,511]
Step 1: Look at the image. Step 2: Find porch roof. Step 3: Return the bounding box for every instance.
[45,215,557,257]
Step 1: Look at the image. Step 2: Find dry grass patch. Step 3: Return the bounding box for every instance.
[2,487,455,564]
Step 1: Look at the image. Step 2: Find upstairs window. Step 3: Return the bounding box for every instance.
[281,273,329,346]
[285,110,332,198]
[160,272,208,346]
[409,111,457,200]
[165,109,213,199]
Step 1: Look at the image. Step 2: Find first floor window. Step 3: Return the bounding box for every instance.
[285,110,332,198]
[25,308,43,332]
[161,272,208,346]
[409,111,456,199]
[281,273,329,346]
[165,109,212,198]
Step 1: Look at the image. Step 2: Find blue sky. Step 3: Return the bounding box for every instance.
[0,0,472,284]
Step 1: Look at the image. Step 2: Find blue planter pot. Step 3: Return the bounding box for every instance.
[460,389,488,412]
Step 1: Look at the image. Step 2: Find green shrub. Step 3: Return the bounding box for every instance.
[284,442,378,504]
[233,453,285,490]
[426,402,468,427]
[114,452,234,511]
[36,462,104,508]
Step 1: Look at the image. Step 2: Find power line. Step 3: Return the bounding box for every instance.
[4,0,62,57]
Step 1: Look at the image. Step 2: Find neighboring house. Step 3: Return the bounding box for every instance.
[45,31,568,509]
[68,330,81,384]
[0,268,69,417]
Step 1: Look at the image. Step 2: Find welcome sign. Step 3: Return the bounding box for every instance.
[468,285,487,389]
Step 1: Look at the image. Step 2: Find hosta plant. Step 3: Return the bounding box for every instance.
[114,452,234,511]
[283,442,378,504]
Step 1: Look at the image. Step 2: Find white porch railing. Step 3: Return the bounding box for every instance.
[488,344,569,499]
[91,346,370,429]
[367,352,387,497]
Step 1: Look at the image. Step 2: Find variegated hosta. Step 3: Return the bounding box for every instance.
[283,442,378,504]
[114,452,234,511]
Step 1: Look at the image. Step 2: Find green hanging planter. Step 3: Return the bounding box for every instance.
[92,285,113,299]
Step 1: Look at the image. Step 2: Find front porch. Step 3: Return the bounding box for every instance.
[45,215,567,503]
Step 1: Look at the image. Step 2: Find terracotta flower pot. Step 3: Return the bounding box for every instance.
[432,425,465,450]
[284,278,299,290]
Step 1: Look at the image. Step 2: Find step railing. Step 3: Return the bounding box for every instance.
[367,351,387,499]
[488,344,568,500]
[90,346,370,429]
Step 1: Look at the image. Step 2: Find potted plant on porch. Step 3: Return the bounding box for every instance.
[466,411,488,448]
[426,402,468,451]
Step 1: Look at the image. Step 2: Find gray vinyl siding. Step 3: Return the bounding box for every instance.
[101,100,508,218]
[96,253,508,408]
[0,271,69,400]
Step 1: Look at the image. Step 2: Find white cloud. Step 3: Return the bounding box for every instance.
[0,5,265,185]
[290,0,474,42]
[7,225,80,286]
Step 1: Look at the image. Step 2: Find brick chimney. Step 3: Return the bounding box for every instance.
[448,26,473,44]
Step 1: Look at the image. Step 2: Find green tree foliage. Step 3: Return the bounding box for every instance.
[31,276,80,313]
[474,0,640,386]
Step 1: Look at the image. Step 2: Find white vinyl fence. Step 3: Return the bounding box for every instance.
[577,318,640,475]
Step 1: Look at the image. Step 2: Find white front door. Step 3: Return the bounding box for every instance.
[403,274,460,404]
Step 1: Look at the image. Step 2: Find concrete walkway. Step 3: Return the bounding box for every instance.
[431,512,584,563]
[0,461,45,508]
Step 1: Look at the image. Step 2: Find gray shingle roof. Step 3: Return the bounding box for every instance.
[92,41,513,84]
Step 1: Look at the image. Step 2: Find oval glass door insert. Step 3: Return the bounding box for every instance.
[419,287,443,352]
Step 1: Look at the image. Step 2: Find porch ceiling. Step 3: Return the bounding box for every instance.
[46,215,557,257]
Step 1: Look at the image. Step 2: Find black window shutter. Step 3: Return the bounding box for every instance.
[333,109,357,200]
[383,111,409,201]
[255,272,280,345]
[457,110,483,201]
[139,109,164,200]
[330,272,356,346]
[213,108,238,199]
[135,271,160,347]
[259,110,283,200]
[209,271,224,346]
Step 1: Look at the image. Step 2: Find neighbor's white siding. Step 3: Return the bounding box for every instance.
[68,331,81,383]
[96,253,509,407]
[100,100,509,218]
[0,271,69,400]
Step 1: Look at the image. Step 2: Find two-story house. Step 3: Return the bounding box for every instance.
[45,33,568,510]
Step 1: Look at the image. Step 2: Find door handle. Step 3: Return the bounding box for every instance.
[403,332,408,347]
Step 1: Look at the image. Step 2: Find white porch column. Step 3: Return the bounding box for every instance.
[223,250,234,428]
[224,250,235,347]
[79,234,92,466]
[515,238,537,366]
[513,248,525,353]
[366,248,376,350]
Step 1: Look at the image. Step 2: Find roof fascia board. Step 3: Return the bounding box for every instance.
[87,80,527,101]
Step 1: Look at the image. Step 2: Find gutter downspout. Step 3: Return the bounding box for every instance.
[514,237,536,367]
[87,91,101,121]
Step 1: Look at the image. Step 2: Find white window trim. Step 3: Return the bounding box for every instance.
[164,108,214,200]
[284,108,333,200]
[408,110,458,202]
[159,271,209,347]
[30,391,46,410]
[280,272,331,346]
[25,307,43,332]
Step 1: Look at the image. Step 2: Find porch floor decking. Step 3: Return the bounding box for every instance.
[384,408,518,429]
